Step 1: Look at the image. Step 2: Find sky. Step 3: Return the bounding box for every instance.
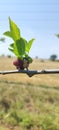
[0,0,59,59]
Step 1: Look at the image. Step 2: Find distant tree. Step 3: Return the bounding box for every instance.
[0,37,5,42]
[35,56,38,59]
[50,54,57,61]
[56,34,59,38]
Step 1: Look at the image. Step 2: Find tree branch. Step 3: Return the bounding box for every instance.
[0,69,59,77]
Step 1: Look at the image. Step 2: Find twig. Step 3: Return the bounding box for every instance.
[0,69,59,77]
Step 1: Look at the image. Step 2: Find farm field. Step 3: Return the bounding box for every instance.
[0,56,59,130]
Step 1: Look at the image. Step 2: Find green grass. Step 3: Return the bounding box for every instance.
[0,127,9,130]
[0,79,59,130]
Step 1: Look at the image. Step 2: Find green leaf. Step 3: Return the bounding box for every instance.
[26,38,35,53]
[4,17,21,41]
[8,43,14,53]
[3,31,12,39]
[8,48,14,52]
[9,17,21,41]
[3,17,35,61]
[14,38,26,58]
[9,43,14,48]
[25,54,33,63]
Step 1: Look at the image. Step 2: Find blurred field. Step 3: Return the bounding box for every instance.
[0,56,59,130]
[0,56,59,86]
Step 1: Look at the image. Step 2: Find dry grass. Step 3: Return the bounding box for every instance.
[0,56,59,86]
[0,56,59,130]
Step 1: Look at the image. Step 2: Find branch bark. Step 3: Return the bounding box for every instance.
[0,69,59,77]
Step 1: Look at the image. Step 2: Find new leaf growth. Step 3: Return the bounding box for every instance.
[3,17,35,63]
